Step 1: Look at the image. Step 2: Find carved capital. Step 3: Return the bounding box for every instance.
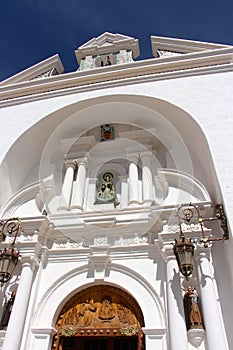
[20,254,40,268]
[75,158,88,168]
[64,159,76,169]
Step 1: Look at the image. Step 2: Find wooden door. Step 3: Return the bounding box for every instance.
[62,336,138,350]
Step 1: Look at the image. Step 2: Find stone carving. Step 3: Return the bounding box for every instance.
[32,68,58,80]
[183,287,204,330]
[52,240,83,249]
[157,49,183,58]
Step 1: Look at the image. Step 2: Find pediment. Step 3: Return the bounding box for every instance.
[79,32,137,49]
[151,35,230,58]
[0,55,64,86]
[75,32,140,64]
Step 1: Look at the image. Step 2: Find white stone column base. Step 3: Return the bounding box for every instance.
[188,328,206,348]
[30,328,57,350]
[142,328,166,350]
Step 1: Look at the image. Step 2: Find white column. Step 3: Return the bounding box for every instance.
[3,257,39,350]
[119,175,128,209]
[165,250,188,350]
[58,160,76,210]
[70,158,87,211]
[141,151,154,206]
[128,153,140,206]
[196,248,228,350]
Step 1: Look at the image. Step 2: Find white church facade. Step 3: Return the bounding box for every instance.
[0,32,233,350]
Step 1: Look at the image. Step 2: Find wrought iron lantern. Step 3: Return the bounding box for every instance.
[174,203,228,280]
[0,218,21,287]
[173,237,195,280]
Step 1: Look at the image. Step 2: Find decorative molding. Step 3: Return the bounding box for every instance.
[151,35,229,57]
[0,55,64,86]
[75,32,140,64]
[1,47,233,105]
[0,182,41,218]
[32,262,165,329]
[157,169,211,202]
[188,328,206,347]
[142,327,166,338]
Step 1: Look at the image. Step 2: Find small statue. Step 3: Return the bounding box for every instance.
[183,287,204,330]
[215,203,229,240]
[96,172,119,207]
[0,291,16,328]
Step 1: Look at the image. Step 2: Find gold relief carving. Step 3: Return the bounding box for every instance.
[98,297,115,321]
[78,300,96,326]
[117,304,136,325]
[60,326,77,337]
[61,295,138,330]
[53,286,144,349]
[120,326,138,336]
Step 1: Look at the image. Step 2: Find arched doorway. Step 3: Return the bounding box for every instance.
[52,285,145,350]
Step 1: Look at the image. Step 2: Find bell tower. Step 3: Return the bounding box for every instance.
[75,32,140,71]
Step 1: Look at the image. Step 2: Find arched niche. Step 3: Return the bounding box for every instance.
[0,94,221,213]
[52,284,145,350]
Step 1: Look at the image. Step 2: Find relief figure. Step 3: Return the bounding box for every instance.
[78,300,96,327]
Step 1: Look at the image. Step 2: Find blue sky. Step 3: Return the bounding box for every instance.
[1,0,233,81]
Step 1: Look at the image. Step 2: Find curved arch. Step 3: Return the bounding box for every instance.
[53,284,145,349]
[0,94,221,210]
[0,181,41,217]
[32,263,165,331]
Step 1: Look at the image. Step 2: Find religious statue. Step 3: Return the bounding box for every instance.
[0,291,16,328]
[183,287,204,330]
[98,297,115,321]
[96,172,119,206]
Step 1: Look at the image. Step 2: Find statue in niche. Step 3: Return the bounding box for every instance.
[96,172,119,207]
[0,291,16,328]
[98,297,115,321]
[183,287,204,330]
[78,300,96,327]
[100,56,112,67]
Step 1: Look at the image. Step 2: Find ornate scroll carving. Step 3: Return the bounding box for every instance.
[120,326,138,336]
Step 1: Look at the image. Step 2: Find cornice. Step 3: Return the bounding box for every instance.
[151,35,229,57]
[0,55,64,86]
[0,48,233,107]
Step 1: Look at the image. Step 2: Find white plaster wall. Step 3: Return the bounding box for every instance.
[1,70,233,350]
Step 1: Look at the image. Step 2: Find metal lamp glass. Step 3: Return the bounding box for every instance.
[0,247,20,286]
[173,237,195,280]
[0,218,21,286]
